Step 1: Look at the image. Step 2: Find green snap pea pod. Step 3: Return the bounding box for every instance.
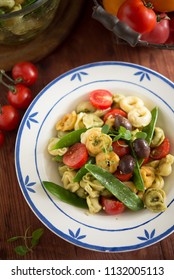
[73,157,95,182]
[42,181,87,209]
[143,106,158,145]
[85,164,144,211]
[51,128,87,150]
[130,144,144,191]
[139,107,158,167]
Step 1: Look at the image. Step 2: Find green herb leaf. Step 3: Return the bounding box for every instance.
[7,236,21,242]
[101,124,110,134]
[119,126,132,140]
[14,246,29,256]
[31,228,44,247]
[135,131,147,139]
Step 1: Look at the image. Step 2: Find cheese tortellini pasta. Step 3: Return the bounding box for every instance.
[48,90,174,215]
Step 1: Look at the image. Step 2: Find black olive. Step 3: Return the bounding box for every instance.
[119,155,135,174]
[114,115,132,131]
[133,138,150,159]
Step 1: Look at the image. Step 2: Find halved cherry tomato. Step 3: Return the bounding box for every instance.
[112,139,130,157]
[7,84,33,109]
[150,1,174,12]
[0,130,5,147]
[63,143,88,169]
[117,0,156,34]
[101,196,126,215]
[150,137,170,160]
[114,168,133,181]
[89,89,113,109]
[103,108,127,122]
[0,105,21,131]
[102,0,126,15]
[12,61,38,86]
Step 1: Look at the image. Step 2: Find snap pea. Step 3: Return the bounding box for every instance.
[51,128,87,150]
[73,157,95,182]
[143,106,158,145]
[42,181,87,209]
[85,164,144,211]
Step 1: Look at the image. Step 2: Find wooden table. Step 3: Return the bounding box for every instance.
[1,1,174,260]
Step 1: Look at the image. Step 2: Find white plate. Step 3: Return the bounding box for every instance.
[15,61,174,252]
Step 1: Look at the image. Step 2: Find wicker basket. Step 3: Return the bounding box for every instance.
[92,0,174,49]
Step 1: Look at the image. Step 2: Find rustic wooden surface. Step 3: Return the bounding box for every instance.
[1,0,174,260]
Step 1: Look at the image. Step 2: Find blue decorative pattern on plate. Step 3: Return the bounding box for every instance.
[15,61,174,252]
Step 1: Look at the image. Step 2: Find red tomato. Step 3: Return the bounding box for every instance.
[0,130,5,147]
[89,89,113,109]
[150,137,170,160]
[117,0,156,34]
[63,143,88,169]
[12,61,38,86]
[7,84,33,109]
[141,13,170,44]
[0,105,21,131]
[101,196,126,215]
[114,169,132,181]
[103,108,127,122]
[112,140,130,157]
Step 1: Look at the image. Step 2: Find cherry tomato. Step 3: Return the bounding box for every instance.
[117,0,156,34]
[89,89,113,109]
[114,169,132,181]
[102,0,126,15]
[12,61,38,86]
[150,1,174,12]
[63,143,88,169]
[112,140,130,157]
[101,196,126,215]
[7,84,33,110]
[0,105,21,131]
[0,130,5,147]
[141,13,170,44]
[150,137,170,160]
[103,108,127,122]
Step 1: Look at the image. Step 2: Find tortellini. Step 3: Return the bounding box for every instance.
[128,106,152,127]
[81,127,112,156]
[56,111,77,131]
[119,96,144,113]
[48,137,68,156]
[143,188,167,212]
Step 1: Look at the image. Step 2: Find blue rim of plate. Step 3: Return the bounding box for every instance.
[15,61,174,252]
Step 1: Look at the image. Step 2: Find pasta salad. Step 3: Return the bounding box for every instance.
[46,89,174,215]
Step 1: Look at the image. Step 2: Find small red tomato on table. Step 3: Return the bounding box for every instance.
[0,105,21,131]
[7,84,33,110]
[12,61,38,86]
